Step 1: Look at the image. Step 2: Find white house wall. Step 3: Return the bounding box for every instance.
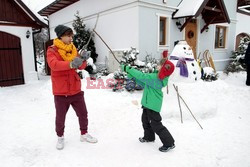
[47,0,238,71]
[213,22,237,70]
[138,4,180,60]
[236,13,250,35]
[48,0,138,33]
[89,6,139,66]
[137,0,238,71]
[0,26,35,83]
[49,0,139,67]
[198,20,237,71]
[207,0,237,71]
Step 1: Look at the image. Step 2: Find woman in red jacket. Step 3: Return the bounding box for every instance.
[47,25,97,150]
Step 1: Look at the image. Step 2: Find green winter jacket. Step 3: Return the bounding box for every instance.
[126,67,169,112]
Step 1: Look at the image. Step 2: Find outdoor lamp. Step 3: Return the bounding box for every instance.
[26,30,31,38]
[176,21,182,30]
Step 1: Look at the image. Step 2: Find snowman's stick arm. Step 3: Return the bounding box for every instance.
[175,85,183,123]
[173,84,203,130]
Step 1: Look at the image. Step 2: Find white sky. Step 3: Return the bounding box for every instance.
[21,0,54,12]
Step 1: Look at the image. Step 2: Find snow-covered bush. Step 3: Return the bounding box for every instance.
[224,36,250,74]
[202,67,218,81]
[111,47,158,91]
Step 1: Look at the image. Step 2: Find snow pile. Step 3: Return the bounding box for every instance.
[162,80,218,120]
[0,71,250,167]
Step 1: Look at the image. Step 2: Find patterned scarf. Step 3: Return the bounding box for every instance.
[170,56,194,77]
[53,38,77,61]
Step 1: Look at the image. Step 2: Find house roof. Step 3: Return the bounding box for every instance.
[38,0,79,16]
[173,0,205,18]
[0,0,47,29]
[238,0,250,15]
[172,0,230,33]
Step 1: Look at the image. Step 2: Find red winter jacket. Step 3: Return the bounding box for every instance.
[47,46,87,96]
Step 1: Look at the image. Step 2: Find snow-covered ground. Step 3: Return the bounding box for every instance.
[0,71,250,167]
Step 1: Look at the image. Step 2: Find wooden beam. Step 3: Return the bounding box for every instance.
[204,6,221,12]
[238,0,250,6]
[180,17,193,32]
[217,0,230,23]
[172,9,178,19]
[194,0,210,17]
[201,17,216,33]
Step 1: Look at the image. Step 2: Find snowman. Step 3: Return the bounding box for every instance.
[169,41,201,83]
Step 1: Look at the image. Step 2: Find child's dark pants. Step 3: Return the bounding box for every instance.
[54,91,88,137]
[142,107,174,146]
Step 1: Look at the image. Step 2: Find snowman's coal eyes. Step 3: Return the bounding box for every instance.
[183,47,186,50]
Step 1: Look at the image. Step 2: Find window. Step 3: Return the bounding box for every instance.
[159,17,167,46]
[215,26,227,48]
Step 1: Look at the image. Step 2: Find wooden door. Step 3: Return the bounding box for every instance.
[185,20,197,59]
[44,40,53,75]
[0,31,24,87]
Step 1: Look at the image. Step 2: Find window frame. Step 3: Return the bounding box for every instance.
[159,16,167,46]
[157,13,170,50]
[215,25,227,49]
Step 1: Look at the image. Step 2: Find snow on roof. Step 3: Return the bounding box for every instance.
[21,0,54,12]
[173,0,204,18]
[15,0,48,28]
[21,0,55,25]
[18,2,47,25]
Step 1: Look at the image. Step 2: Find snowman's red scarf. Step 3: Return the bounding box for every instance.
[170,56,194,77]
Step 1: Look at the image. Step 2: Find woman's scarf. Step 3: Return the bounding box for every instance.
[53,38,77,61]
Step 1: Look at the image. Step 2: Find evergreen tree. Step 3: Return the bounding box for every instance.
[72,11,98,73]
[225,36,250,74]
[110,47,158,91]
[33,28,49,74]
[34,28,49,57]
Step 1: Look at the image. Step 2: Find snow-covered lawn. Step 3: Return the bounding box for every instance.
[0,71,250,167]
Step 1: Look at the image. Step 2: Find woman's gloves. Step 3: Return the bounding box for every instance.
[79,50,91,61]
[70,57,83,69]
[70,50,91,69]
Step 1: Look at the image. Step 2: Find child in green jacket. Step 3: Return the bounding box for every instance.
[121,59,175,152]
